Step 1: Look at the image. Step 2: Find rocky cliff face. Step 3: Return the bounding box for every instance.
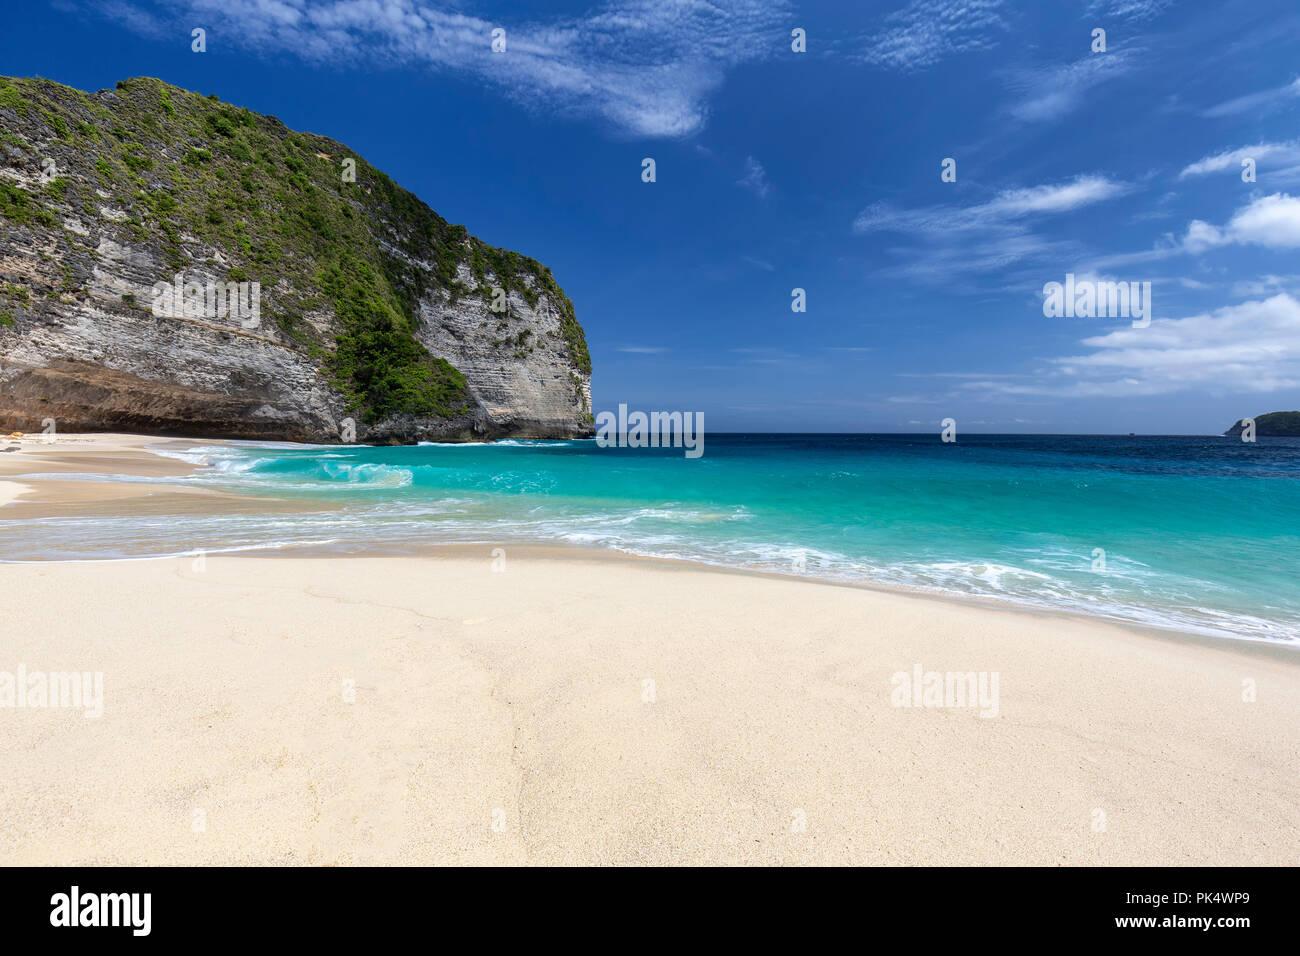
[0,75,592,443]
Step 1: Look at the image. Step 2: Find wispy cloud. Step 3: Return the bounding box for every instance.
[1231,274,1300,298]
[1179,140,1300,178]
[876,235,1072,283]
[854,175,1130,235]
[102,0,794,137]
[1003,50,1140,123]
[860,0,1009,71]
[729,347,803,365]
[854,175,1131,281]
[614,345,670,354]
[986,176,1134,215]
[736,156,771,198]
[96,0,167,37]
[1202,77,1300,119]
[1084,0,1178,22]
[967,294,1300,398]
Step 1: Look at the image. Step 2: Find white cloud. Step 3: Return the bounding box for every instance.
[853,175,1130,281]
[1004,50,1139,123]
[872,234,1068,283]
[854,175,1130,235]
[1183,193,1300,252]
[736,156,771,198]
[1231,274,1300,298]
[1182,218,1226,254]
[861,0,1009,71]
[1202,77,1300,119]
[1086,194,1300,271]
[989,177,1132,216]
[106,0,793,138]
[967,294,1300,398]
[1222,193,1300,246]
[96,0,167,37]
[1084,0,1177,21]
[1179,141,1300,179]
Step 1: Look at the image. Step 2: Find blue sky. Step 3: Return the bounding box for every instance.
[6,0,1300,433]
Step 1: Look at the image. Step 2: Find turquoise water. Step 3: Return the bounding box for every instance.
[6,434,1300,645]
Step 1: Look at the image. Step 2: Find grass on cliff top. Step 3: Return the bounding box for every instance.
[0,74,591,422]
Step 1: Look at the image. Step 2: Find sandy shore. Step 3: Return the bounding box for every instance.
[0,432,246,517]
[0,435,1297,865]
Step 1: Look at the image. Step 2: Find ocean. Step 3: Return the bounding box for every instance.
[6,433,1299,646]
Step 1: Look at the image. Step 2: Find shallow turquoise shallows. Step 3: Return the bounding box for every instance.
[8,434,1300,645]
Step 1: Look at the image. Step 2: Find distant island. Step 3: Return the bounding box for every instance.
[1224,411,1300,437]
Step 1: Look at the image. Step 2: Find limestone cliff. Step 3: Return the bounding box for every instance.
[0,76,592,443]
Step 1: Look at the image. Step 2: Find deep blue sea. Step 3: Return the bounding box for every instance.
[7,433,1300,645]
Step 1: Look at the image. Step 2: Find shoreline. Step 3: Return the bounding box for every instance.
[12,540,1297,657]
[0,432,1295,652]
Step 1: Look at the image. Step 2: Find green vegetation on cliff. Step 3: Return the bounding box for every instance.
[0,74,590,422]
